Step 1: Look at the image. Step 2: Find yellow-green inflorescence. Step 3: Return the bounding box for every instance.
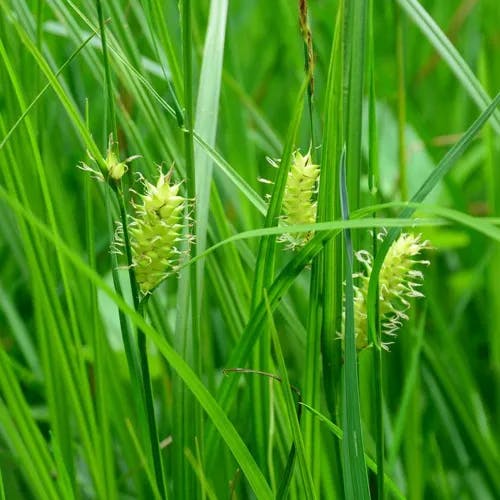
[80,135,140,182]
[347,232,430,351]
[127,170,186,294]
[279,150,320,248]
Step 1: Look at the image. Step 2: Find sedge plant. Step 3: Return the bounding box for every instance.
[0,1,499,499]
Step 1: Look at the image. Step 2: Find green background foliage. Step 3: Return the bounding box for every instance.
[0,0,499,498]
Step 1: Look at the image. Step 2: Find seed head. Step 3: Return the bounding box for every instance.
[344,232,430,351]
[279,150,319,248]
[127,170,186,294]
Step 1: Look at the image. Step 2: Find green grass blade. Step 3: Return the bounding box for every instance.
[397,0,500,134]
[344,0,368,210]
[266,292,316,499]
[248,76,307,471]
[315,0,343,426]
[339,150,371,499]
[194,0,228,270]
[300,403,406,500]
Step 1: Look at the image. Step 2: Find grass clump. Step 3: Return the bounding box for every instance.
[0,0,499,499]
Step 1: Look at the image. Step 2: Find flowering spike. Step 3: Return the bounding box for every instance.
[126,169,187,294]
[105,135,141,181]
[342,232,430,351]
[79,134,140,182]
[279,150,320,248]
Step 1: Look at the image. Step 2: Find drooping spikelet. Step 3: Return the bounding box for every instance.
[279,150,320,248]
[128,170,186,294]
[345,232,430,351]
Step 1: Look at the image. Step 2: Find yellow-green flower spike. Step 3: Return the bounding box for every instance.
[128,170,186,294]
[345,232,430,351]
[105,135,141,181]
[279,150,319,248]
[105,149,128,181]
[79,134,140,182]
